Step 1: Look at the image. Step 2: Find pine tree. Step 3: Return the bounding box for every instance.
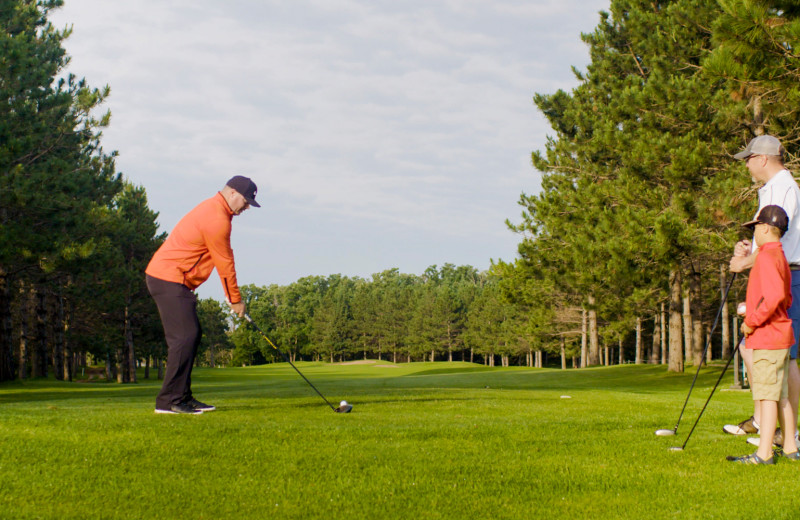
[0,0,122,380]
[513,0,743,370]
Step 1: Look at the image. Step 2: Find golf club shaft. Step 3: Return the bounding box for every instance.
[670,272,737,432]
[679,340,741,450]
[242,313,337,411]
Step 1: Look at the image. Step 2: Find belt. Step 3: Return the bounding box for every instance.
[791,264,800,271]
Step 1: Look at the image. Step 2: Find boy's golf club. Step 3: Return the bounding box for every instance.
[669,340,742,451]
[240,313,352,413]
[655,272,737,437]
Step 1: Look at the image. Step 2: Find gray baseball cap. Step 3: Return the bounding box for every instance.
[734,135,785,160]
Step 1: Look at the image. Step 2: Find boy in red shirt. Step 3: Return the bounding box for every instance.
[728,205,799,464]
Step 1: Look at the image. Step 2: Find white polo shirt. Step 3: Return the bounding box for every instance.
[754,169,800,264]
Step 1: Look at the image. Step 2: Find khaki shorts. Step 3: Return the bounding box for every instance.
[751,348,791,402]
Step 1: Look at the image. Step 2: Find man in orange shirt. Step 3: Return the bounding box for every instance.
[146,176,259,414]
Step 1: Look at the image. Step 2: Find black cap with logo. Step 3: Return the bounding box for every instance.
[226,176,261,208]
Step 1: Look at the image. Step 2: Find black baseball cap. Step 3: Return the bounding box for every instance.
[226,175,261,208]
[743,205,788,235]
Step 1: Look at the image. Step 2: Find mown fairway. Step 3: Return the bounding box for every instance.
[2,362,799,519]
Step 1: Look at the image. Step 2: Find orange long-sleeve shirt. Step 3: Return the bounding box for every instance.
[744,241,794,350]
[146,192,242,303]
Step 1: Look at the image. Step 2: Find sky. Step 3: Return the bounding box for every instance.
[49,0,610,302]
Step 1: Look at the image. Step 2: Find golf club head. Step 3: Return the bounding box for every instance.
[335,404,353,413]
[655,429,676,437]
[669,446,684,451]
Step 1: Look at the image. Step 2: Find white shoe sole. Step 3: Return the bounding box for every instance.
[154,408,203,415]
[747,432,799,446]
[723,425,750,435]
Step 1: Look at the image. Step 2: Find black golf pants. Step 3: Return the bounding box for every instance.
[147,275,201,410]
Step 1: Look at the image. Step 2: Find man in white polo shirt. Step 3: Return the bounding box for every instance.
[725,135,800,450]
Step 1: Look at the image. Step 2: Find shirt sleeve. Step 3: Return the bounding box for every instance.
[201,215,242,303]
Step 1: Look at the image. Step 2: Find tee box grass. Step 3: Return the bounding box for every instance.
[2,361,800,519]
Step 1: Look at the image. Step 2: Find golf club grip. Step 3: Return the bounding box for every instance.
[671,272,737,431]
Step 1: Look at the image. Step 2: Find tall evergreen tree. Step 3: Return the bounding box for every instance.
[1,0,122,380]
[513,0,743,370]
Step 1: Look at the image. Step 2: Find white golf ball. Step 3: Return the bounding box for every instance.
[340,400,348,407]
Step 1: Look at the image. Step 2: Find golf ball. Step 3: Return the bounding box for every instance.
[737,302,746,315]
[340,400,348,407]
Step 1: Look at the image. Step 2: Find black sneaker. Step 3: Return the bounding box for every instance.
[155,402,203,414]
[187,398,216,412]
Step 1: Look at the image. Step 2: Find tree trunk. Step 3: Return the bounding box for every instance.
[52,291,64,381]
[56,292,69,381]
[560,337,566,369]
[683,293,692,365]
[618,337,624,364]
[34,288,48,378]
[581,307,588,368]
[145,356,151,379]
[690,271,704,367]
[18,281,29,380]
[661,303,667,364]
[105,352,115,381]
[650,312,661,364]
[720,265,731,360]
[635,316,643,364]
[669,270,684,372]
[0,272,13,382]
[125,305,136,383]
[754,95,764,135]
[587,296,600,366]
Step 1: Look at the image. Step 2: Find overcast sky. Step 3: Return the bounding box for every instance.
[49,0,609,302]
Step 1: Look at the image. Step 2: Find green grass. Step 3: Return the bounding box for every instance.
[2,361,799,519]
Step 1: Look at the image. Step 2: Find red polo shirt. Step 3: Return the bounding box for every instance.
[745,241,794,350]
[145,192,242,303]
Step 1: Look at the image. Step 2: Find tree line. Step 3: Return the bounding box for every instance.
[199,265,563,369]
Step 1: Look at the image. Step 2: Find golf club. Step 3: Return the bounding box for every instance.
[655,272,737,437]
[670,340,741,451]
[240,313,352,413]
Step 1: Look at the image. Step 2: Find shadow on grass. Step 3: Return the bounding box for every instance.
[0,363,732,406]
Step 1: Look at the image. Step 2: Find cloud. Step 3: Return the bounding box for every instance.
[49,0,609,295]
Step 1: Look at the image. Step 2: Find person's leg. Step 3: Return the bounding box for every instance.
[758,399,778,461]
[181,313,202,404]
[780,396,797,454]
[787,271,800,432]
[147,276,200,410]
[741,346,761,427]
